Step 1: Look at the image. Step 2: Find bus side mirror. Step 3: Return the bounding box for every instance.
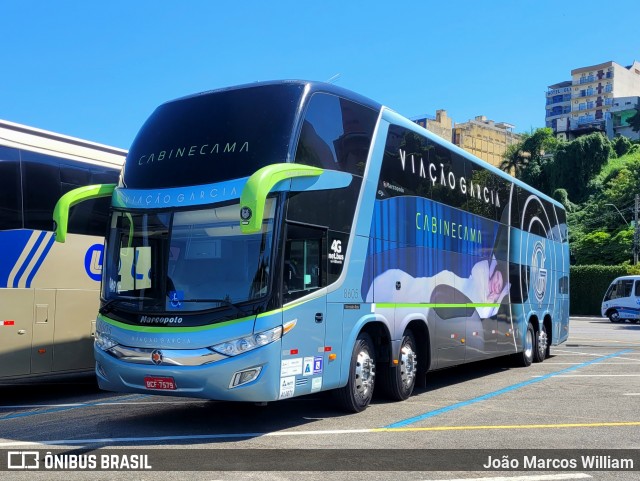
[239,164,352,235]
[53,184,116,243]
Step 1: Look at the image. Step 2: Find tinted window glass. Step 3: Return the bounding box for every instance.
[607,280,634,300]
[21,150,119,235]
[283,224,327,303]
[286,178,362,233]
[378,125,434,200]
[462,158,497,220]
[22,158,61,231]
[516,187,547,238]
[431,144,464,209]
[0,147,22,230]
[554,205,568,243]
[294,93,377,176]
[379,125,508,223]
[124,84,304,189]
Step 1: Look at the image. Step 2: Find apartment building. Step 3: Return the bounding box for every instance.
[412,109,453,142]
[452,116,521,168]
[546,60,640,140]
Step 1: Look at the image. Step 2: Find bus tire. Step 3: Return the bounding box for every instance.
[533,323,548,363]
[379,329,417,401]
[513,322,534,367]
[608,310,620,323]
[334,332,376,413]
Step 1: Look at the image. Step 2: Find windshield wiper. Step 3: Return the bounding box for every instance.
[178,298,246,315]
[99,298,133,315]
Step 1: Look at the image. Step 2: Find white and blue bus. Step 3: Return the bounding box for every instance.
[0,119,125,382]
[54,81,569,412]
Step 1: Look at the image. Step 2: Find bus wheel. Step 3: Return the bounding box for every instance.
[513,322,534,367]
[334,332,376,413]
[608,310,620,323]
[534,324,548,363]
[380,330,417,401]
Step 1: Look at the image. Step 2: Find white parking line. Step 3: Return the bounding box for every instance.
[545,362,640,365]
[421,475,591,481]
[533,374,640,378]
[0,400,204,409]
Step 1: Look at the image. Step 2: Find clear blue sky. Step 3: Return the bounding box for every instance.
[2,0,639,150]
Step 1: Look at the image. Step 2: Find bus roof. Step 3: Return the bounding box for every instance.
[0,118,126,168]
[166,79,383,112]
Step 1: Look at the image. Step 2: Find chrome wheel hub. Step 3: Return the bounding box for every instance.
[354,349,375,398]
[400,343,417,389]
[524,329,534,360]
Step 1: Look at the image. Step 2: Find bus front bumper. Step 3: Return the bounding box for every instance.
[94,340,282,402]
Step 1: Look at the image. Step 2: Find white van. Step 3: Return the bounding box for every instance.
[601,275,640,323]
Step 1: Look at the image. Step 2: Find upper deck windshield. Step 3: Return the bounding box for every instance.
[122,83,304,189]
[101,199,276,314]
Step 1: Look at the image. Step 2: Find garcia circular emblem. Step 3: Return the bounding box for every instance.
[531,241,548,303]
[240,206,252,222]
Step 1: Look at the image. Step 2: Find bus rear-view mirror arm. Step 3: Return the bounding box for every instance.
[53,183,117,243]
[239,163,352,234]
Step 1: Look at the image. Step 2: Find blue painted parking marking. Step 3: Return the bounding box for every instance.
[384,349,633,429]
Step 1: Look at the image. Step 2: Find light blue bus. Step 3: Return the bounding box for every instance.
[53,81,569,412]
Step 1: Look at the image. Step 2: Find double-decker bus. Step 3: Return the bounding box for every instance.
[0,119,125,382]
[53,81,569,412]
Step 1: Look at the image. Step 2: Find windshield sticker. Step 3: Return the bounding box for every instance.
[168,290,184,309]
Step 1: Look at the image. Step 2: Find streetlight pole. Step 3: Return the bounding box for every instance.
[635,195,639,266]
[605,203,629,226]
[605,203,636,265]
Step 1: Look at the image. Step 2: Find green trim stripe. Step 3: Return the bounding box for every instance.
[98,314,253,333]
[376,303,500,309]
[97,298,312,333]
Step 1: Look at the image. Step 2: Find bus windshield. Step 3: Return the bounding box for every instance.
[102,199,276,313]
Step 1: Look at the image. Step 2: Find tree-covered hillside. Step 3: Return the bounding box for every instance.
[500,129,640,265]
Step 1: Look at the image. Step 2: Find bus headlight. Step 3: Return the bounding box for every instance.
[95,331,119,351]
[211,323,292,357]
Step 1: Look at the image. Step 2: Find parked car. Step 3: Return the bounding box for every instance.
[601,275,640,323]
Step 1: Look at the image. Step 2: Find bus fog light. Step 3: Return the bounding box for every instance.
[230,366,262,388]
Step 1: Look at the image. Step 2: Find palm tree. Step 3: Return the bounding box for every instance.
[500,143,530,177]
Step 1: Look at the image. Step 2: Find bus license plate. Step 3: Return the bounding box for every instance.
[144,376,176,390]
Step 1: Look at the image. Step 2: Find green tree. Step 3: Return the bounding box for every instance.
[612,135,633,157]
[554,133,613,203]
[499,142,530,177]
[627,102,640,133]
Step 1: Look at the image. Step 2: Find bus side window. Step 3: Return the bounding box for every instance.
[604,283,615,301]
[283,224,326,303]
[635,281,640,297]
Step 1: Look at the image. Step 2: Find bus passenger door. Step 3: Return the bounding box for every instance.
[31,289,55,374]
[0,289,34,378]
[280,224,327,395]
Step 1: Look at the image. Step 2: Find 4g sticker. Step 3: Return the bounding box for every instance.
[329,239,345,265]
